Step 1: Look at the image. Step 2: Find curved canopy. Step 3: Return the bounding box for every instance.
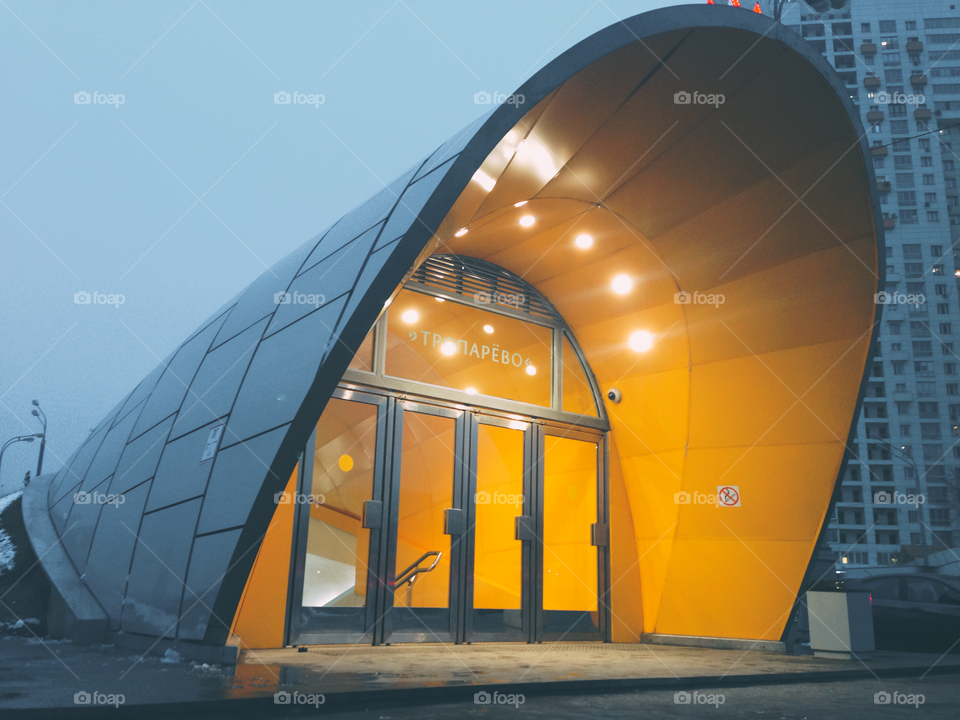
[33,5,881,648]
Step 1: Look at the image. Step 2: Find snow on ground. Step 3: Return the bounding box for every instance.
[0,491,23,577]
[0,490,23,515]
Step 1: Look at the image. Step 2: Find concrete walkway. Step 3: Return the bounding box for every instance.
[1,637,959,717]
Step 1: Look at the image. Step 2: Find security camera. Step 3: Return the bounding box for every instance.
[607,388,622,404]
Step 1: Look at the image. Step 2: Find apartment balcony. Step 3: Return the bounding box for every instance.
[906,41,924,53]
[892,390,913,401]
[911,74,928,87]
[877,180,891,192]
[861,42,878,54]
[872,145,889,157]
[949,204,960,216]
[865,75,882,89]
[883,216,896,229]
[915,107,933,120]
[867,110,885,122]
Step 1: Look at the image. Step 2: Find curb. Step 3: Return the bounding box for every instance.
[3,660,960,718]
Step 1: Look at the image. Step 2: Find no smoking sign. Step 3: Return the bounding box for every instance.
[716,485,741,508]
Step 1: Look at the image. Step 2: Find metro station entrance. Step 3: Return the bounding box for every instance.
[286,256,609,645]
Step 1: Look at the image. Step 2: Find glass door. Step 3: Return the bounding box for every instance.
[463,414,532,642]
[288,389,387,645]
[535,429,606,641]
[381,400,466,644]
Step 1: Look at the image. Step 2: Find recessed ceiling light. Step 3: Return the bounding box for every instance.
[519,216,535,227]
[441,341,456,356]
[514,200,528,208]
[402,309,419,324]
[575,234,593,249]
[436,297,445,302]
[465,387,478,395]
[455,227,468,237]
[628,330,654,353]
[483,324,494,334]
[612,274,633,295]
[525,365,537,376]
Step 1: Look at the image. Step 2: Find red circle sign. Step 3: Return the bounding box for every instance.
[718,486,739,506]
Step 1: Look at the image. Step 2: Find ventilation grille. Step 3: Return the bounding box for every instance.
[408,255,560,323]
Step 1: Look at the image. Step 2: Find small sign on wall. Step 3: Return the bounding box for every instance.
[717,485,741,507]
[200,423,225,464]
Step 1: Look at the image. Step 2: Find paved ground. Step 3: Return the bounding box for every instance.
[1,637,959,717]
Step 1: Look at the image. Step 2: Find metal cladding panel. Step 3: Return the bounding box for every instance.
[170,318,269,441]
[144,421,220,513]
[212,240,317,349]
[50,424,108,506]
[297,166,420,277]
[82,481,150,630]
[108,415,175,496]
[226,296,348,444]
[121,498,201,638]
[196,426,288,535]
[79,401,142,494]
[61,476,112,573]
[177,529,242,640]
[37,6,883,647]
[130,316,226,439]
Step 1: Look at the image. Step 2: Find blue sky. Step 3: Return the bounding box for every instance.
[0,0,694,493]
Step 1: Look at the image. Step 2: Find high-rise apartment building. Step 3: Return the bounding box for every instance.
[771,0,960,572]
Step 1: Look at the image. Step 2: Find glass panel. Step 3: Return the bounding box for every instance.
[299,398,377,633]
[384,288,552,406]
[392,411,454,629]
[347,325,375,372]
[562,333,599,417]
[472,423,526,635]
[542,435,599,634]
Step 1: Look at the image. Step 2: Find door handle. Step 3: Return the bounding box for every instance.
[591,522,609,547]
[444,508,465,535]
[362,500,382,529]
[515,515,535,542]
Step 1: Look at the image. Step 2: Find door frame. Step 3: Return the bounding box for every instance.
[286,384,610,646]
[534,424,609,643]
[379,399,467,645]
[286,387,391,646]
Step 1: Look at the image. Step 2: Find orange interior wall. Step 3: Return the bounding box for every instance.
[230,464,298,649]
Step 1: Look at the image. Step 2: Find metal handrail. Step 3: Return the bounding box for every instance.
[395,551,442,588]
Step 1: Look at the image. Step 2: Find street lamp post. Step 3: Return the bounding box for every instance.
[871,438,929,567]
[31,400,47,476]
[0,435,40,486]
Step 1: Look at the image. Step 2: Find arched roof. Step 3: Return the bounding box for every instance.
[34,5,881,647]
